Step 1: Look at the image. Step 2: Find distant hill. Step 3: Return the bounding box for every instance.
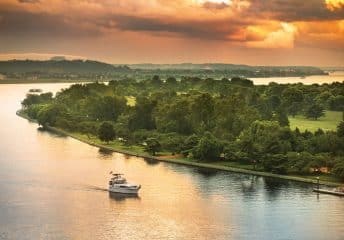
[127,63,325,74]
[0,60,328,82]
[0,59,130,74]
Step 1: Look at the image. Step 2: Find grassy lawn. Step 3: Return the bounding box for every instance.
[289,111,342,132]
[72,133,147,155]
[211,161,257,171]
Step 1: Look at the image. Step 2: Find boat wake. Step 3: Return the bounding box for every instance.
[79,184,108,192]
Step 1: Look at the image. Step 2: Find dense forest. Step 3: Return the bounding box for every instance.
[21,76,344,179]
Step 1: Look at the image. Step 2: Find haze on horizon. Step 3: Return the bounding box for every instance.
[0,0,343,66]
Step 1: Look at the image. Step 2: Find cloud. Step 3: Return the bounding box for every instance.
[0,9,101,38]
[246,23,297,49]
[202,1,230,10]
[0,0,343,52]
[325,0,344,11]
[109,14,249,41]
[17,0,40,3]
[247,0,344,21]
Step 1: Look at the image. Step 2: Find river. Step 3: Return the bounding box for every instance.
[251,71,344,85]
[0,83,343,240]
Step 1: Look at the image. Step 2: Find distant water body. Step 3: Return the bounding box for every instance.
[251,71,344,85]
[0,83,344,240]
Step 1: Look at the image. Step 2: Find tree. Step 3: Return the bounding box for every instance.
[128,96,156,131]
[180,134,199,157]
[166,77,177,85]
[262,154,288,174]
[192,132,222,161]
[22,92,53,108]
[337,121,344,137]
[37,104,67,128]
[98,122,116,143]
[238,120,291,159]
[332,159,344,178]
[26,104,45,119]
[230,77,254,87]
[88,96,127,121]
[145,138,161,156]
[191,93,215,130]
[282,87,304,116]
[155,98,192,134]
[328,95,344,111]
[304,104,324,120]
[275,110,289,127]
[269,95,281,111]
[151,75,162,85]
[78,121,96,139]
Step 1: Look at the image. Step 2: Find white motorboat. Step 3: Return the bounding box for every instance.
[108,173,141,194]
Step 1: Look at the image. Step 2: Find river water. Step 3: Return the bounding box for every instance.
[0,82,343,240]
[252,71,344,85]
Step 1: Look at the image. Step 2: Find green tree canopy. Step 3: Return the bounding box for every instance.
[304,103,325,120]
[145,138,161,156]
[98,122,116,143]
[192,132,222,161]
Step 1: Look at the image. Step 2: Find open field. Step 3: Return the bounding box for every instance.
[289,111,342,132]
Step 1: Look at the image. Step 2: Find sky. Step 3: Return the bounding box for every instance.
[0,0,343,66]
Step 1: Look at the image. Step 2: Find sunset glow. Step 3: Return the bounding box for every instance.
[325,0,344,10]
[0,0,343,65]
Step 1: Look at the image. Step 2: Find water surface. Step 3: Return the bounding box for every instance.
[252,71,344,85]
[0,83,343,240]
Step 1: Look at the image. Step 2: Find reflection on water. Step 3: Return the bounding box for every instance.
[109,192,141,202]
[0,82,343,240]
[98,148,113,160]
[143,157,160,166]
[194,167,218,177]
[252,71,344,85]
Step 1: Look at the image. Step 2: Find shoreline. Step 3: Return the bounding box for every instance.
[17,111,343,187]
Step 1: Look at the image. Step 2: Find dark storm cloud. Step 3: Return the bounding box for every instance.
[248,0,344,21]
[1,0,342,43]
[203,1,230,10]
[0,10,100,38]
[110,15,248,41]
[17,0,40,3]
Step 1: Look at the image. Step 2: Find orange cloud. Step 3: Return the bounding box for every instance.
[0,0,343,65]
[246,22,297,49]
[325,0,344,11]
[294,20,344,49]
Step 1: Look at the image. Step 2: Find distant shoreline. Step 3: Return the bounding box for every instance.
[0,79,95,84]
[1,73,342,85]
[16,110,342,187]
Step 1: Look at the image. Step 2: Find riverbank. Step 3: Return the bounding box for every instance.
[17,110,343,187]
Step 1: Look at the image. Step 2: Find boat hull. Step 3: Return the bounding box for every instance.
[109,185,141,194]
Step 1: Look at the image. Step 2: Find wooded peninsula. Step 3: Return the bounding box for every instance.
[20,76,344,183]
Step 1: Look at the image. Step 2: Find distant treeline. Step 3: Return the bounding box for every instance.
[0,59,130,73]
[0,60,327,81]
[21,76,344,179]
